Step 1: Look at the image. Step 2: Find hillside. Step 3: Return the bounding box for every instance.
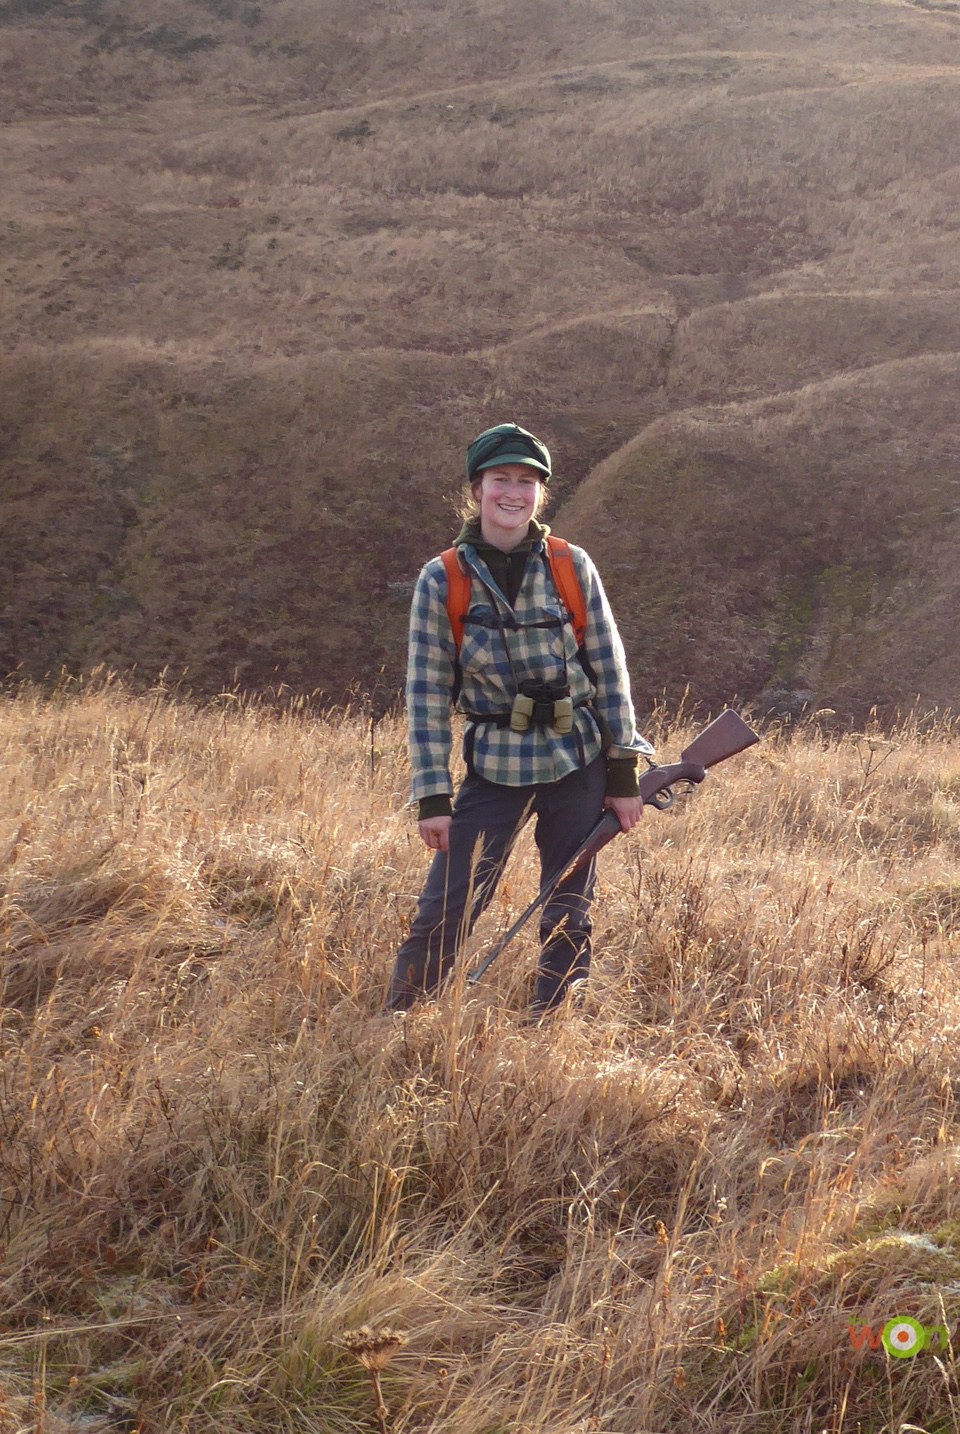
[1,0,959,714]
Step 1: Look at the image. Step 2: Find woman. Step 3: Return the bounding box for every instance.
[387,421,653,1017]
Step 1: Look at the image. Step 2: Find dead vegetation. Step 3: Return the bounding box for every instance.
[3,680,960,1430]
[1,0,960,712]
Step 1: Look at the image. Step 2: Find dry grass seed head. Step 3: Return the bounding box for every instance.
[340,1325,408,1370]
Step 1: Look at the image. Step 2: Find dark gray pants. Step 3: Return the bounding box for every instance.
[388,755,607,1012]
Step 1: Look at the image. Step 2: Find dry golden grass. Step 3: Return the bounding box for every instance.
[3,679,960,1431]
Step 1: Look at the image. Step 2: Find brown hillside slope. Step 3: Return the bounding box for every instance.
[556,353,960,716]
[1,0,959,713]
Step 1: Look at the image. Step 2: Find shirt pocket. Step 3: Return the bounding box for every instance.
[459,607,502,678]
[561,613,582,666]
[517,599,569,674]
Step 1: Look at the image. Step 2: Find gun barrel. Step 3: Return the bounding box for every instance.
[467,809,620,985]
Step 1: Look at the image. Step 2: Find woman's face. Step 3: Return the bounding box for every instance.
[473,463,542,546]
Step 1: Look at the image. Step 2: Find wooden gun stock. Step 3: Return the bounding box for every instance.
[641,709,760,809]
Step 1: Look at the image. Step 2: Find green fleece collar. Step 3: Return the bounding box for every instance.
[453,516,551,555]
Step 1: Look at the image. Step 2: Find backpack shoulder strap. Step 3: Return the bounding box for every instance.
[545,535,587,648]
[440,547,470,652]
[443,538,587,651]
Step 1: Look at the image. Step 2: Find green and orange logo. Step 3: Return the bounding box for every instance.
[848,1317,950,1358]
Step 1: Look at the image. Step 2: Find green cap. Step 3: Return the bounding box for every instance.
[466,422,551,482]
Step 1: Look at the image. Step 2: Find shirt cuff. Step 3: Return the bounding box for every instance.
[418,793,454,821]
[604,755,640,798]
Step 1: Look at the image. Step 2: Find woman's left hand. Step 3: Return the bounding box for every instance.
[604,795,644,832]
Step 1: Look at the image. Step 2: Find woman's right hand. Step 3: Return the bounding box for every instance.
[419,815,452,853]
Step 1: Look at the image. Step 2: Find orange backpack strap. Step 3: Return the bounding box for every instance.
[545,535,587,648]
[440,547,470,651]
[441,538,587,651]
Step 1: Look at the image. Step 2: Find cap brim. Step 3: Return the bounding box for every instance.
[474,451,550,476]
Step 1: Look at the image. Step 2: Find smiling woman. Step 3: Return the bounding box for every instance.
[386,421,654,1019]
[475,463,543,540]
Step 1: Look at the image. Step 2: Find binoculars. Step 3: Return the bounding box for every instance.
[509,680,574,735]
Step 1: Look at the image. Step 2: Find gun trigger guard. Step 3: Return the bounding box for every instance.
[647,778,701,813]
[647,787,675,812]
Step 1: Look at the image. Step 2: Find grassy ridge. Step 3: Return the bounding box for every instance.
[560,353,960,717]
[3,682,960,1430]
[2,0,960,712]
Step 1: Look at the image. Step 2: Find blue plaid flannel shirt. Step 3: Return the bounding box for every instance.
[406,537,653,802]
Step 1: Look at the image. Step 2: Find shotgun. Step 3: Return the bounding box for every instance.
[467,709,759,987]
